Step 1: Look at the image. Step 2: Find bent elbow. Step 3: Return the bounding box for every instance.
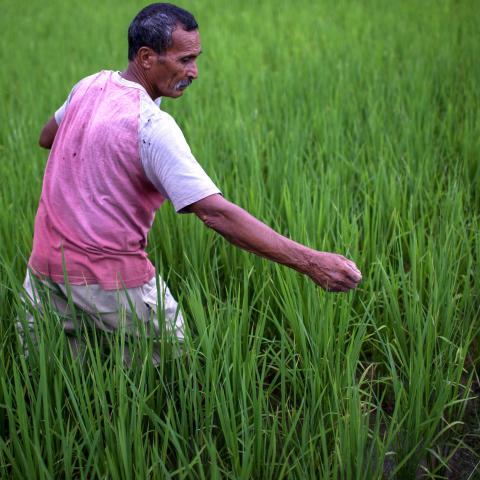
[38,137,51,149]
[38,116,59,149]
[198,211,222,230]
[39,131,55,149]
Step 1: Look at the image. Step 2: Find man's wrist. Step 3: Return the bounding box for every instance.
[284,242,318,277]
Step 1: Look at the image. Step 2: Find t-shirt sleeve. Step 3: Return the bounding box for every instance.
[54,83,80,125]
[54,99,68,125]
[140,111,221,213]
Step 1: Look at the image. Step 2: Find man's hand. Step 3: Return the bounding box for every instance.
[304,251,362,292]
[188,194,362,293]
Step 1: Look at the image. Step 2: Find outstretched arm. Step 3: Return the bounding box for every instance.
[188,194,362,292]
[39,116,59,149]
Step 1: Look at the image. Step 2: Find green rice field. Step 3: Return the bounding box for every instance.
[1,0,479,478]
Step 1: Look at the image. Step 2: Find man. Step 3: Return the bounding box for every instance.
[21,3,361,359]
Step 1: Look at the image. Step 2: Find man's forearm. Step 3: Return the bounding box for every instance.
[189,194,361,292]
[197,199,313,274]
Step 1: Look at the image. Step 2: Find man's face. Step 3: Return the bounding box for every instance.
[148,28,201,98]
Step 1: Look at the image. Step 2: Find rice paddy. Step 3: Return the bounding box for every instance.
[0,0,479,478]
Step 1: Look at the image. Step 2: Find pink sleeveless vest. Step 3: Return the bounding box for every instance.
[29,71,165,289]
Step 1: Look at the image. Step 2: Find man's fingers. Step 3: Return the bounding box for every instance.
[332,265,362,290]
[324,276,359,292]
[326,284,351,293]
[340,266,361,282]
[340,260,362,283]
[344,260,362,277]
[312,252,362,292]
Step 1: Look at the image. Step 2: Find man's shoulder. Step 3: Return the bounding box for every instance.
[68,70,113,98]
[140,94,175,122]
[139,96,192,161]
[139,95,184,139]
[79,70,110,82]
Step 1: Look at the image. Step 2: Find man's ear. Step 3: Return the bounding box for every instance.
[136,47,157,69]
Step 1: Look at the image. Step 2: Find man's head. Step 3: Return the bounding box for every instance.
[127,3,201,98]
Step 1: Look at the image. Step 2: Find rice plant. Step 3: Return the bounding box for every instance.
[1,0,479,478]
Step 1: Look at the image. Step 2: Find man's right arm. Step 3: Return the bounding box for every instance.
[140,111,362,291]
[188,194,362,292]
[39,116,59,149]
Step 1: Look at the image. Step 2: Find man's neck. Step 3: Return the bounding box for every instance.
[120,63,156,100]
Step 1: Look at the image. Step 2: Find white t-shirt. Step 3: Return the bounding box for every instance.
[55,71,220,213]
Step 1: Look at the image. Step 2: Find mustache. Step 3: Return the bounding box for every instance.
[175,78,193,90]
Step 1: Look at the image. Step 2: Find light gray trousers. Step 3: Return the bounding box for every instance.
[18,271,185,365]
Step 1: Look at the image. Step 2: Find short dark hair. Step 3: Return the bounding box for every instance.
[128,3,198,61]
